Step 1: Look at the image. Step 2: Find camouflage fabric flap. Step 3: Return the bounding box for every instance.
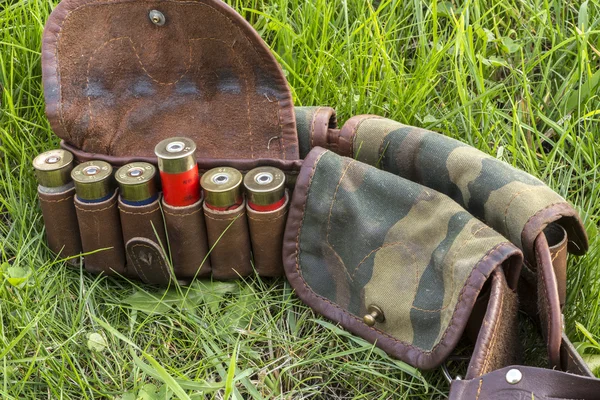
[283,147,523,369]
[347,116,588,263]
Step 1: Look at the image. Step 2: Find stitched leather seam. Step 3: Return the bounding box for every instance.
[204,213,243,222]
[39,194,74,203]
[475,379,483,400]
[75,201,117,213]
[163,207,203,217]
[551,246,566,264]
[118,206,160,215]
[246,211,288,222]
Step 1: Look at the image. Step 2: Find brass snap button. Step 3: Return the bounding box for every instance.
[149,10,165,26]
[363,305,385,327]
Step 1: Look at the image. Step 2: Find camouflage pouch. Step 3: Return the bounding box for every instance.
[287,117,600,397]
[282,147,523,369]
[331,116,589,367]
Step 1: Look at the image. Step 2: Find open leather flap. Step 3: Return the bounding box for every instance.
[42,0,298,164]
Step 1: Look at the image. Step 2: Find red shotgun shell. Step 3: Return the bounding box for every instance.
[154,137,200,207]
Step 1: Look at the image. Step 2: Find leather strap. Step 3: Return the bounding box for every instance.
[449,364,600,399]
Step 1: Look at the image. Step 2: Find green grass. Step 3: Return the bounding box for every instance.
[1,0,600,398]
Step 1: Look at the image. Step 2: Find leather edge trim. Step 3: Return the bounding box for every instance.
[282,146,524,370]
[534,231,563,369]
[521,202,588,262]
[338,114,384,158]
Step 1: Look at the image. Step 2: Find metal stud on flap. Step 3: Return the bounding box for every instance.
[149,10,165,26]
[363,305,385,327]
[505,368,522,384]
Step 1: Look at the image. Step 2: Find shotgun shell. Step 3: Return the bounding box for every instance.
[115,162,158,206]
[201,167,243,210]
[155,137,200,207]
[33,149,74,188]
[71,160,113,202]
[243,167,286,211]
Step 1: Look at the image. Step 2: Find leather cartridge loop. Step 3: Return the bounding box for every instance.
[246,191,289,277]
[203,200,252,280]
[118,196,170,283]
[449,365,600,399]
[74,189,126,276]
[162,196,212,282]
[38,183,82,263]
[118,196,166,250]
[126,237,172,285]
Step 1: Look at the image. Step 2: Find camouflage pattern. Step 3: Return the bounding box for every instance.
[352,117,567,250]
[297,150,515,352]
[295,107,323,158]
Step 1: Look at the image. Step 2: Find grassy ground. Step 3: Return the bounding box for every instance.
[1,0,600,398]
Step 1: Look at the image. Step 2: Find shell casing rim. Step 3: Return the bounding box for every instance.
[243,167,286,206]
[71,160,113,200]
[201,167,243,208]
[115,163,158,202]
[33,149,74,187]
[155,137,197,174]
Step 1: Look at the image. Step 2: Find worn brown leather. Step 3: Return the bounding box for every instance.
[74,189,126,275]
[466,269,519,379]
[546,224,568,308]
[204,201,252,280]
[534,231,562,369]
[561,333,595,377]
[118,196,166,247]
[449,364,600,399]
[118,196,170,283]
[246,191,289,277]
[163,196,211,282]
[38,184,82,262]
[42,0,298,163]
[126,237,173,285]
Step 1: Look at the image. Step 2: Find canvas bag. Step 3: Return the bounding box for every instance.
[39,0,600,397]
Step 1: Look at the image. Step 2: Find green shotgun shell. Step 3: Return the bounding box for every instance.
[33,149,74,188]
[154,137,197,174]
[115,162,157,203]
[243,167,286,207]
[201,167,243,209]
[71,160,113,201]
